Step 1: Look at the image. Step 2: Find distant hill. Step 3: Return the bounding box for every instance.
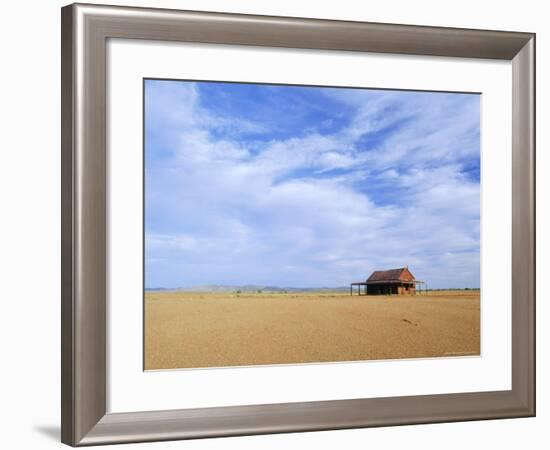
[145,285,480,292]
[145,285,350,293]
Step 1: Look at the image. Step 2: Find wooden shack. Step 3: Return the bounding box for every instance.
[351,267,422,295]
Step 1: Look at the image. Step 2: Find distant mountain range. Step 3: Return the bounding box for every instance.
[145,284,350,292]
[145,285,479,292]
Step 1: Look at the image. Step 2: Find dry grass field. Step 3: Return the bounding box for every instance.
[144,290,480,370]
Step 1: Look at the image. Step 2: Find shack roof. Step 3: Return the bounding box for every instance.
[366,267,415,284]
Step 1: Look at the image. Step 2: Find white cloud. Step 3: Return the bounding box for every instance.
[145,81,480,288]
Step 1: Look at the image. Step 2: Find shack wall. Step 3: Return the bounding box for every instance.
[367,283,416,295]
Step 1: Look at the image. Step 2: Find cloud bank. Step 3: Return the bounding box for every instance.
[145,80,480,289]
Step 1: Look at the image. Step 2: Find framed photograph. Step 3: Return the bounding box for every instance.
[61,3,535,446]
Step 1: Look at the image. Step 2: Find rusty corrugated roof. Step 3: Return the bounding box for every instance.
[366,267,414,283]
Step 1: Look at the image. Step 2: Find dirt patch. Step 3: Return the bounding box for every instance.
[144,290,480,370]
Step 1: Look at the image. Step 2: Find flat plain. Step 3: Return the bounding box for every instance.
[144,290,480,370]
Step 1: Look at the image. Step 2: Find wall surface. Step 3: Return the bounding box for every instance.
[0,0,547,449]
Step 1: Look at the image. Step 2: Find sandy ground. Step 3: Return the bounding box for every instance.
[144,290,480,370]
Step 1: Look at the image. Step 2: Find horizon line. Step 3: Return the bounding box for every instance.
[145,285,481,291]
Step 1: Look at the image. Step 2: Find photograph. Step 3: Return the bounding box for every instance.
[0,0,541,447]
[144,79,481,370]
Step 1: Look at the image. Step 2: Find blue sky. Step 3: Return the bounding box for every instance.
[145,79,480,289]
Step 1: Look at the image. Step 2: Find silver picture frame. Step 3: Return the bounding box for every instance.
[61,3,535,446]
